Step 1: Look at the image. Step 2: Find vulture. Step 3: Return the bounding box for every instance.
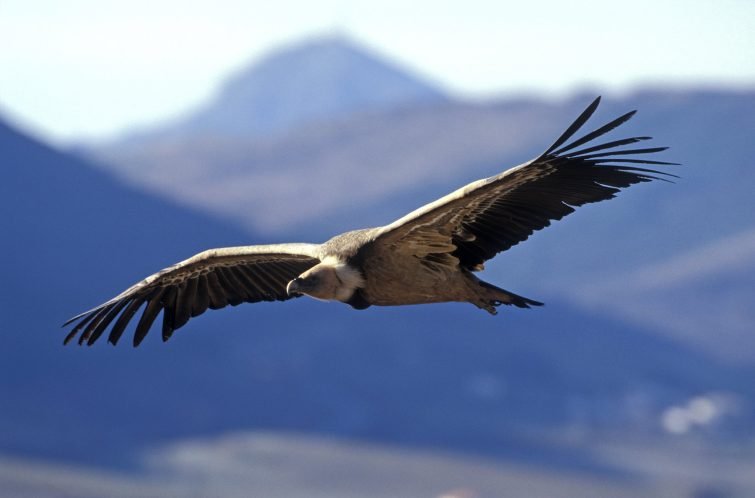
[63,97,676,347]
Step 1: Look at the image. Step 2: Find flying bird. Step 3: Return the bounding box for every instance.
[63,97,676,347]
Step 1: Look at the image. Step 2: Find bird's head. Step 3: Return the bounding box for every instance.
[286,258,364,302]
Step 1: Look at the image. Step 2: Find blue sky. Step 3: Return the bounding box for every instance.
[1,0,753,142]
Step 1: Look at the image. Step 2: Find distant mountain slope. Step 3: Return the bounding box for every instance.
[572,226,755,362]
[3,117,753,471]
[93,90,755,244]
[0,116,255,463]
[91,97,568,233]
[116,35,448,144]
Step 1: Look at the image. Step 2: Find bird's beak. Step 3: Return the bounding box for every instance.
[286,278,303,296]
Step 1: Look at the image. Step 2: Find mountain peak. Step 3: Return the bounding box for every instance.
[254,33,378,62]
[130,35,448,142]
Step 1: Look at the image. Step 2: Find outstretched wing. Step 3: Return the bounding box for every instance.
[63,243,321,347]
[369,96,677,271]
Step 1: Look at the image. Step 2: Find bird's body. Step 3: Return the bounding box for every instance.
[327,228,536,312]
[64,97,676,346]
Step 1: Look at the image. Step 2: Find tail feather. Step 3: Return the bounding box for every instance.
[478,280,544,312]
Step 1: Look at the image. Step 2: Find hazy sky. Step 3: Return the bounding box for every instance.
[1,0,753,142]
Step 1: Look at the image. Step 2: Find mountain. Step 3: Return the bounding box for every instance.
[92,89,755,246]
[115,35,448,144]
[3,117,755,481]
[0,116,253,464]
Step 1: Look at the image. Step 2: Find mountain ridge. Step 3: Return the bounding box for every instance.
[115,35,448,145]
[3,116,752,471]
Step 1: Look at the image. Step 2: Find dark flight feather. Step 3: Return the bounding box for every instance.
[541,96,601,156]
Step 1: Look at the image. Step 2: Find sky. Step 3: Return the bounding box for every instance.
[1,0,753,142]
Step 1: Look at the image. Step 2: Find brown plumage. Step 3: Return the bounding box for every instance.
[63,97,676,346]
